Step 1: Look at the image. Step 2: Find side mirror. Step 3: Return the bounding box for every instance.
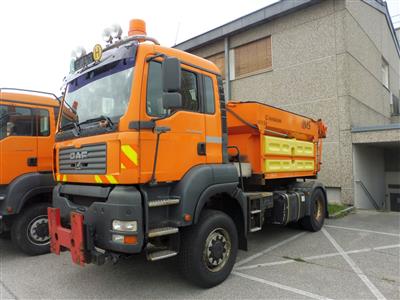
[162,57,181,92]
[163,92,182,110]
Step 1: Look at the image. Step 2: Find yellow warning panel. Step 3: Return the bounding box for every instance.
[264,159,315,173]
[264,160,293,172]
[264,136,314,157]
[293,160,315,171]
[264,136,292,156]
[293,140,314,157]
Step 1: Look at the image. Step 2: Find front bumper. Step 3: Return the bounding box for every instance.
[49,184,144,265]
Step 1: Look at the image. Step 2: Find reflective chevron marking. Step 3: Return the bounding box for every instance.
[121,145,138,166]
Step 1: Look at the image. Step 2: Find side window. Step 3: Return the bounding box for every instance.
[9,106,34,137]
[0,105,35,138]
[146,61,164,117]
[38,109,50,136]
[146,61,200,116]
[204,76,215,114]
[0,105,8,139]
[181,70,198,112]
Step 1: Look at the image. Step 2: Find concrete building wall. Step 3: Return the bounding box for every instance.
[184,0,399,206]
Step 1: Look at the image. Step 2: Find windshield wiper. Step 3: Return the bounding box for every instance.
[77,115,115,129]
[59,121,81,136]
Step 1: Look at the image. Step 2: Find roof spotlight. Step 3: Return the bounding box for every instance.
[110,24,123,39]
[75,46,87,58]
[102,28,113,43]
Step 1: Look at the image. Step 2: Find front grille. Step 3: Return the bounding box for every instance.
[59,143,107,174]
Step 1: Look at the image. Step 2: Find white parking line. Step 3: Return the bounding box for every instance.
[233,271,333,300]
[235,232,306,267]
[325,225,400,237]
[236,244,400,271]
[322,228,387,300]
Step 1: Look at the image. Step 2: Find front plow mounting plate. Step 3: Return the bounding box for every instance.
[47,207,86,266]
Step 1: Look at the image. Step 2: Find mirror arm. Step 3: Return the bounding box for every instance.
[146,53,167,63]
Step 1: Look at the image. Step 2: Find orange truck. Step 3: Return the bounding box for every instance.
[0,88,59,255]
[48,19,328,287]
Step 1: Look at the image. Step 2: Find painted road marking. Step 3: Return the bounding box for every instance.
[325,225,400,237]
[322,228,387,300]
[233,271,333,300]
[236,244,400,271]
[235,232,306,267]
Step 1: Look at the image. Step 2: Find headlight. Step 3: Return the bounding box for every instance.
[75,46,86,58]
[102,28,112,43]
[110,24,122,39]
[112,220,137,232]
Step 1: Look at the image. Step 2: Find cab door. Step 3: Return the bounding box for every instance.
[202,74,223,164]
[0,103,38,184]
[139,60,206,183]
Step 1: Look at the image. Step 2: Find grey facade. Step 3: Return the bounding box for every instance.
[176,0,400,209]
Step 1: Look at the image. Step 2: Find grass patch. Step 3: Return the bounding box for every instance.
[328,203,347,215]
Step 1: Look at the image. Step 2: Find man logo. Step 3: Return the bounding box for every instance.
[69,151,88,160]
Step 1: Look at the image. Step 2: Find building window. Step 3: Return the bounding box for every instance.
[391,94,400,116]
[234,37,272,78]
[382,58,389,89]
[206,52,225,79]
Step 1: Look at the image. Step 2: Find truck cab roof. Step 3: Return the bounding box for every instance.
[0,88,60,108]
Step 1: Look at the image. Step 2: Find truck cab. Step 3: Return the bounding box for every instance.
[0,88,59,255]
[49,19,327,287]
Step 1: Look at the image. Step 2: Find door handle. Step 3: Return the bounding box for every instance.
[27,157,38,167]
[197,142,206,156]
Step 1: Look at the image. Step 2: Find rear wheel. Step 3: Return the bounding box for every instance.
[11,203,50,255]
[300,189,326,232]
[178,209,238,288]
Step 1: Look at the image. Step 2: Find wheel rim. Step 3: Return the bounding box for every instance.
[314,195,324,223]
[203,228,231,272]
[26,215,50,246]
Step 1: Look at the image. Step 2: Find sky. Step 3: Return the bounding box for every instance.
[0,0,399,95]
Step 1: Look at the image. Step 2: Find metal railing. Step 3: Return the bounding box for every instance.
[355,180,383,210]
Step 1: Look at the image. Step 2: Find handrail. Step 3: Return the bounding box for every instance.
[0,87,60,102]
[355,180,382,210]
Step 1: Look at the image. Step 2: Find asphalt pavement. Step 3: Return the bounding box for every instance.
[1,210,399,299]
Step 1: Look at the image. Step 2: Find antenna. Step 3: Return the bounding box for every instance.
[174,22,181,46]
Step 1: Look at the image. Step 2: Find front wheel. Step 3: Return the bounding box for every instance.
[300,188,326,232]
[178,209,238,288]
[11,203,51,255]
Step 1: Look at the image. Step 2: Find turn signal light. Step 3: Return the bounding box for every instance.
[124,235,138,245]
[112,234,138,245]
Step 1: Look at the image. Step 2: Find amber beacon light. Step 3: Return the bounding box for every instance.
[128,19,147,36]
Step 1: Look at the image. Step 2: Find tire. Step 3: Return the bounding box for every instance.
[11,203,51,255]
[300,189,326,232]
[178,209,238,288]
[0,231,11,239]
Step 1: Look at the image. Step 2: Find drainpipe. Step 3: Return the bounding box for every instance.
[224,36,231,100]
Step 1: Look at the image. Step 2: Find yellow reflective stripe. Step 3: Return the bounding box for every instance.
[62,175,67,182]
[121,145,138,165]
[120,163,126,169]
[106,175,117,184]
[94,175,103,183]
[56,174,60,181]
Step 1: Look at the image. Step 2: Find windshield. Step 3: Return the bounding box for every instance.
[60,57,135,130]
